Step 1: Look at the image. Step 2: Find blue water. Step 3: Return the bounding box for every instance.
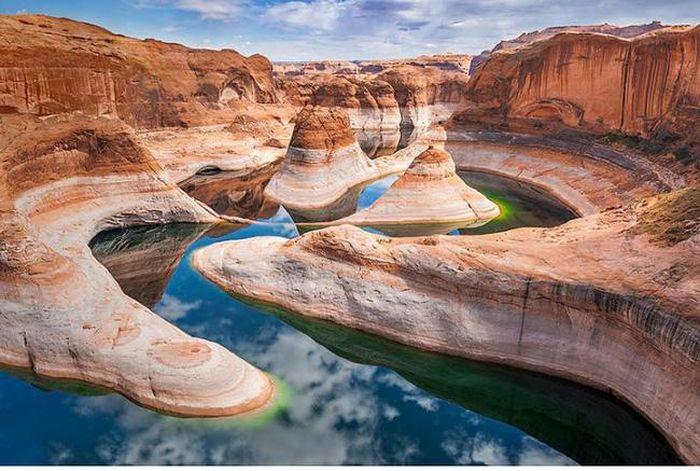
[0,173,679,465]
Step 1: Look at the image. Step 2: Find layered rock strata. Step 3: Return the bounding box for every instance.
[0,113,273,416]
[341,147,499,234]
[264,106,409,221]
[277,65,469,130]
[443,128,686,216]
[469,21,670,73]
[193,187,700,462]
[0,14,278,128]
[466,26,700,155]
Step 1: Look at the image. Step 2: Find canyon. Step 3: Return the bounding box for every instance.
[0,11,698,465]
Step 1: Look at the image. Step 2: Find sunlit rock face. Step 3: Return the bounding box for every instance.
[342,147,499,234]
[466,26,700,144]
[193,187,700,463]
[469,21,670,73]
[264,106,380,221]
[0,14,278,128]
[0,113,274,418]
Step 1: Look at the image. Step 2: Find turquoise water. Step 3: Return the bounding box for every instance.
[0,174,679,464]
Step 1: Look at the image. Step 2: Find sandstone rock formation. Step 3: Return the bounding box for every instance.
[469,21,670,73]
[0,113,274,417]
[193,187,700,463]
[263,106,380,220]
[443,128,686,216]
[277,64,469,130]
[0,14,278,128]
[341,147,499,235]
[465,25,699,158]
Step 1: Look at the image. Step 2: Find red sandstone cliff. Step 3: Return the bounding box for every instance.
[0,14,278,129]
[465,26,700,150]
[470,21,670,73]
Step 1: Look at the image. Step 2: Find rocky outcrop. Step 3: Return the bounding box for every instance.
[341,147,499,235]
[193,187,700,463]
[466,26,700,156]
[443,127,686,216]
[0,113,274,417]
[263,106,379,220]
[0,14,278,129]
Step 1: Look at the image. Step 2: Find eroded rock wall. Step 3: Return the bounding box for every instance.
[277,65,469,130]
[0,15,278,129]
[193,189,700,462]
[467,26,700,143]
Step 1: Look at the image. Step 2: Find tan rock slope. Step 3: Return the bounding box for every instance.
[466,25,700,151]
[0,113,274,417]
[193,187,700,463]
[0,14,278,128]
[341,147,499,234]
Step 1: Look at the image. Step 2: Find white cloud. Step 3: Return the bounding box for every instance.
[173,0,247,20]
[267,0,353,31]
[153,294,202,321]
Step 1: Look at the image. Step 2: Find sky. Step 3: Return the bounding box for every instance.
[2,0,699,61]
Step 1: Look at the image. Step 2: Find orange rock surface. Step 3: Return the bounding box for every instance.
[341,147,499,234]
[277,64,469,129]
[467,26,700,144]
[0,14,278,128]
[470,21,670,72]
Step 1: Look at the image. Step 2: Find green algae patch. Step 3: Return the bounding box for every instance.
[160,374,291,430]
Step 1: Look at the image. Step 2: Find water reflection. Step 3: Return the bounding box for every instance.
[458,171,578,234]
[356,126,415,159]
[264,309,680,465]
[178,164,280,219]
[0,170,676,464]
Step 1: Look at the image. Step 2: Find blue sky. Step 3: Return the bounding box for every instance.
[3,0,698,60]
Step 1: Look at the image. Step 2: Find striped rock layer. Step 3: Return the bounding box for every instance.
[264,107,380,220]
[0,113,274,417]
[343,147,499,233]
